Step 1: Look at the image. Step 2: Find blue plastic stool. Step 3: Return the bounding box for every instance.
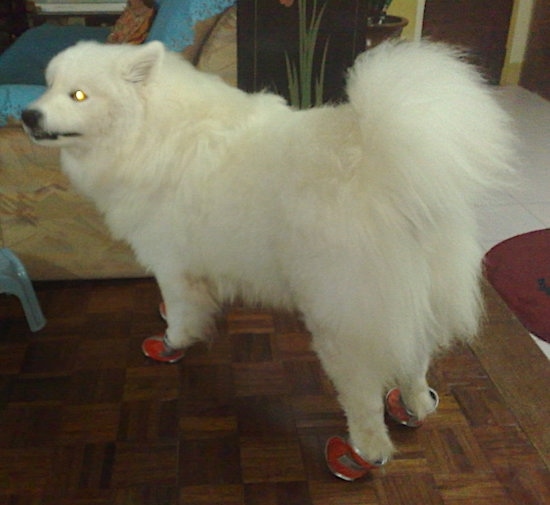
[0,248,46,331]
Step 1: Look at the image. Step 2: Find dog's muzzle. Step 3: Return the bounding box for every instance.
[21,109,81,141]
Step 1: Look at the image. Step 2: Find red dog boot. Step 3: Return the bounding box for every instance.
[385,387,439,427]
[142,333,185,364]
[325,436,387,481]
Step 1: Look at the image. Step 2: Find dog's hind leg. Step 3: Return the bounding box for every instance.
[142,272,217,363]
[385,356,439,427]
[312,333,395,480]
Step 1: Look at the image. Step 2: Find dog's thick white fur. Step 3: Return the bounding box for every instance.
[24,40,514,463]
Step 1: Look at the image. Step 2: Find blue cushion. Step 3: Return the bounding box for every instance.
[0,24,110,86]
[0,85,45,125]
[147,0,235,52]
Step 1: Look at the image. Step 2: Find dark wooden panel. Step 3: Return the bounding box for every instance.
[520,0,550,100]
[423,0,514,84]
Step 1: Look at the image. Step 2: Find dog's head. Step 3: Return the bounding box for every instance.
[22,41,164,147]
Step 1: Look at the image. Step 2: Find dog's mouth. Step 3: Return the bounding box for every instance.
[21,110,82,142]
[30,129,82,140]
[29,129,82,141]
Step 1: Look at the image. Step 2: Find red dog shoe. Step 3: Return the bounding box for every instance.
[325,436,387,481]
[142,334,185,364]
[385,387,439,427]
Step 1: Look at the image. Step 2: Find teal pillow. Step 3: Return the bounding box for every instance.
[0,24,110,86]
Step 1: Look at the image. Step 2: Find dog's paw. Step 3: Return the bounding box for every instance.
[141,334,185,364]
[325,436,387,481]
[348,428,395,466]
[385,387,439,427]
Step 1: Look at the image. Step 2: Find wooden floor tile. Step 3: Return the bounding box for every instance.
[374,474,444,505]
[240,436,306,484]
[180,484,244,505]
[111,441,179,487]
[179,435,241,487]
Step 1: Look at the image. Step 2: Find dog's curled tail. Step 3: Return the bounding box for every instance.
[347,40,515,214]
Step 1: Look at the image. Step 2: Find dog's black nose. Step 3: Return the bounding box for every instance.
[21,109,43,129]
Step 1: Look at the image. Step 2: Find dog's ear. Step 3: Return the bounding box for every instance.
[122,41,164,84]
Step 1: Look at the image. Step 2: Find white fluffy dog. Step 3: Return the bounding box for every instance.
[23,40,513,475]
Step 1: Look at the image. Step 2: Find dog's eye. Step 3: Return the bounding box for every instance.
[70,90,88,102]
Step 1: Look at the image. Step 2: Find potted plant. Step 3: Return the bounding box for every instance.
[284,0,329,109]
[284,0,408,107]
[366,0,395,25]
[365,0,408,48]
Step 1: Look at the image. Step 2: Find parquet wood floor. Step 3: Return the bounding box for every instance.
[0,278,548,504]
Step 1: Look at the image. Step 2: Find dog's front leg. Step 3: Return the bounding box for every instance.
[142,271,217,363]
